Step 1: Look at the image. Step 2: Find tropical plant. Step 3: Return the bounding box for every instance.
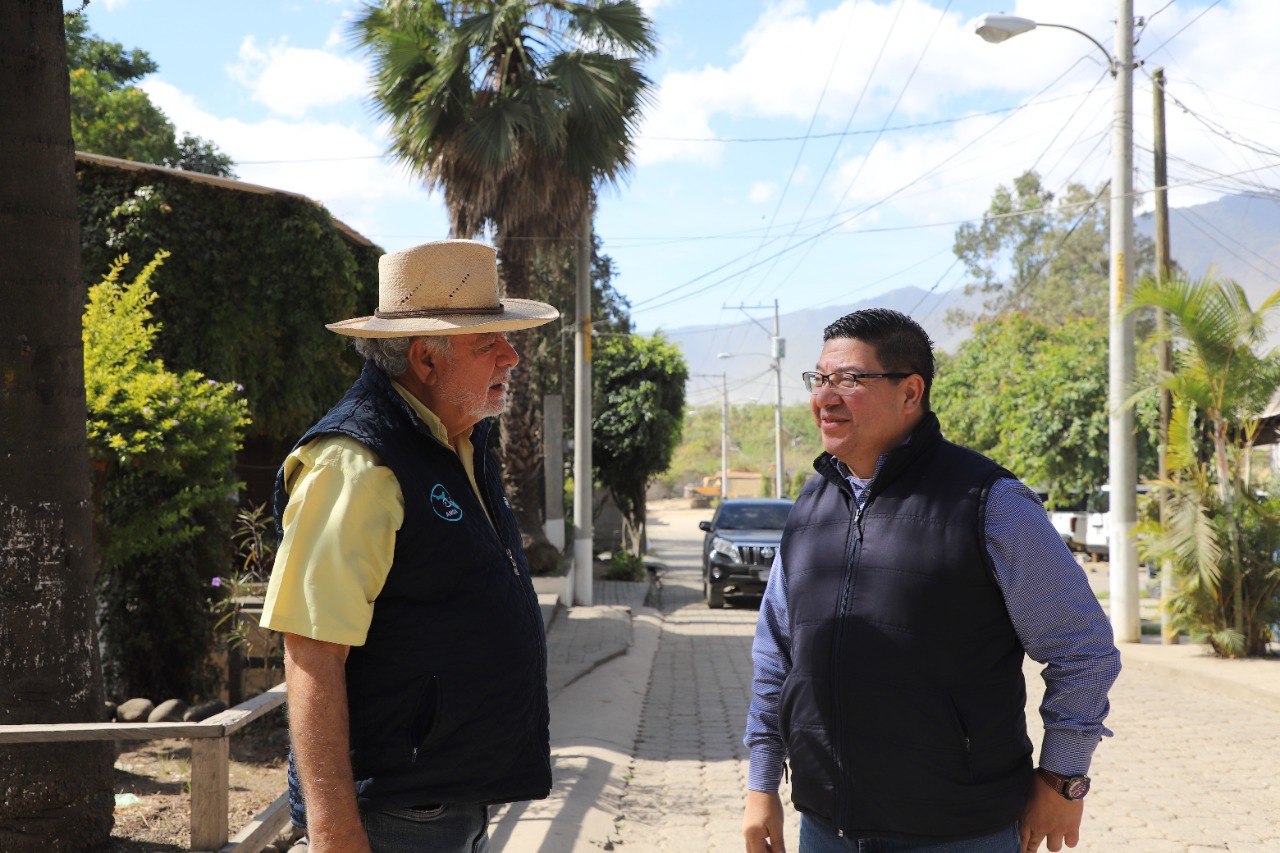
[0,4,115,846]
[1128,273,1280,656]
[85,251,250,697]
[349,0,656,549]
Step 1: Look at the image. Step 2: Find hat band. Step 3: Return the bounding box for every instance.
[374,303,505,319]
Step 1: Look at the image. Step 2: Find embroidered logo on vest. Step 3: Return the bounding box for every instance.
[430,483,463,521]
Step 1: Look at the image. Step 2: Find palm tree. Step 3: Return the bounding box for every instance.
[1129,273,1280,656]
[0,3,115,848]
[351,0,656,564]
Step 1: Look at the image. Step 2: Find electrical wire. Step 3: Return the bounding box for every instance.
[1143,0,1224,60]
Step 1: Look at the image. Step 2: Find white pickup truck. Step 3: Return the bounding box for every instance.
[1042,493,1088,553]
[1083,485,1152,560]
[1049,507,1088,552]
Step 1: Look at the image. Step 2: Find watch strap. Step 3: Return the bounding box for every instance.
[1037,767,1090,800]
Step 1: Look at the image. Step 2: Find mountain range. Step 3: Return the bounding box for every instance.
[661,191,1280,407]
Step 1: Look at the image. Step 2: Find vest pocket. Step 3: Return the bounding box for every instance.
[409,674,441,763]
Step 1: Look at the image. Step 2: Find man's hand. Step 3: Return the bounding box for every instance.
[743,789,786,853]
[1019,774,1084,853]
[284,633,372,853]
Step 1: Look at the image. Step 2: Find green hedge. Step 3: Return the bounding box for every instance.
[77,160,380,448]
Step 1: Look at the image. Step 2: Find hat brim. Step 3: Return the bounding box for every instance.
[327,298,560,338]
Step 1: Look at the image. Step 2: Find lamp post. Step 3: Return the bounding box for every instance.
[975,5,1140,642]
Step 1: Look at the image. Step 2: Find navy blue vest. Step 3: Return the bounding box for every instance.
[779,413,1033,840]
[274,361,550,824]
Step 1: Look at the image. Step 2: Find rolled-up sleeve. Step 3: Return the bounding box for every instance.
[260,435,403,647]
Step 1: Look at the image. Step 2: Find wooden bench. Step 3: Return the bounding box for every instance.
[0,682,290,853]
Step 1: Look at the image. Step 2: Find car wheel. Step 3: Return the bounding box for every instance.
[706,581,726,609]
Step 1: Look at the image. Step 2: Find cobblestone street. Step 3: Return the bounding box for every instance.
[610,501,1280,852]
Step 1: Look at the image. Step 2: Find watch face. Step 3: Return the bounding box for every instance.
[1066,777,1091,799]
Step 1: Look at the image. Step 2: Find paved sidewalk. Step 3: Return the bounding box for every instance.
[489,579,657,852]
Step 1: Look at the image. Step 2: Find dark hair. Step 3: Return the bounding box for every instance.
[823,308,935,409]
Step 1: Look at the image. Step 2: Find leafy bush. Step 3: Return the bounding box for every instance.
[85,251,249,700]
[604,549,647,582]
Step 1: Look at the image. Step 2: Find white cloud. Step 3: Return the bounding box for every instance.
[140,78,442,246]
[229,36,367,119]
[748,180,778,204]
[637,0,1280,229]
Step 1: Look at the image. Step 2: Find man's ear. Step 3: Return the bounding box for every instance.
[405,337,438,387]
[901,374,926,411]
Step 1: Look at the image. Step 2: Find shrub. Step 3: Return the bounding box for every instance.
[85,250,250,700]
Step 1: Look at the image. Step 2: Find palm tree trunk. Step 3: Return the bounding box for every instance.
[496,249,559,572]
[1213,420,1245,643]
[0,3,115,849]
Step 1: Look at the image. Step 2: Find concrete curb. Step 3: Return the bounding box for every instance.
[490,608,664,852]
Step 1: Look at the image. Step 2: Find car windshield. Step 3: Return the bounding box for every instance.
[715,503,792,530]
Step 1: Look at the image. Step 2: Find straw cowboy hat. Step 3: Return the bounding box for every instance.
[327,239,559,337]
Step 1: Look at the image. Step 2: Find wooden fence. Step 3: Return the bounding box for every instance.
[0,682,290,853]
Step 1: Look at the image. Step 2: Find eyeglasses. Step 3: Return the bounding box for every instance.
[801,371,912,394]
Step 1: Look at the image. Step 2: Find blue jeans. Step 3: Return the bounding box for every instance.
[799,815,1020,853]
[360,803,490,853]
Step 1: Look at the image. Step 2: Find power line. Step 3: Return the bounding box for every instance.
[1143,0,1224,60]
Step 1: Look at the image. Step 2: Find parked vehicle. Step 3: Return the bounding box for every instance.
[1084,485,1152,560]
[698,498,794,608]
[1044,494,1088,553]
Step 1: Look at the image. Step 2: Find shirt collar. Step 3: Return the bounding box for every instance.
[389,378,475,457]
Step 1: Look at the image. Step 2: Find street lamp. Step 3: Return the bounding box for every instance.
[974,5,1140,643]
[718,349,785,500]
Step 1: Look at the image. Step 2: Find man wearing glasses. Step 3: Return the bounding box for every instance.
[742,308,1119,853]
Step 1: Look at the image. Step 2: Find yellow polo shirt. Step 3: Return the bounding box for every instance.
[260,381,489,647]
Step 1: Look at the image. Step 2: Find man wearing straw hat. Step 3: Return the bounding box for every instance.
[261,239,559,853]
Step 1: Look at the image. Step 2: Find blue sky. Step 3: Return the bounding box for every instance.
[77,0,1279,392]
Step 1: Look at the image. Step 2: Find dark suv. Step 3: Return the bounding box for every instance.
[698,498,794,608]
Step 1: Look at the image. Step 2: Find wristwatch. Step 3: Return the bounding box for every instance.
[1037,767,1090,800]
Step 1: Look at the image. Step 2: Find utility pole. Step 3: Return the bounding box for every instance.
[573,206,593,606]
[721,373,730,502]
[1153,66,1178,644]
[771,300,785,499]
[1108,0,1141,643]
[724,301,786,499]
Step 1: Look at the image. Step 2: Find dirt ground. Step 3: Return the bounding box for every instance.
[107,708,293,852]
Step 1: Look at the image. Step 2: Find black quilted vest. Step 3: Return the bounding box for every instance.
[779,412,1033,841]
[273,361,550,825]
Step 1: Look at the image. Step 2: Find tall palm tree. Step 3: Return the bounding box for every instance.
[351,0,656,563]
[0,3,115,848]
[1129,273,1280,655]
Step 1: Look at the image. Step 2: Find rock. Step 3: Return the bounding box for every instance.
[184,699,228,722]
[116,698,154,722]
[276,824,307,851]
[148,699,188,723]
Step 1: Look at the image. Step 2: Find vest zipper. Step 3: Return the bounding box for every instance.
[506,548,519,576]
[829,496,866,835]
